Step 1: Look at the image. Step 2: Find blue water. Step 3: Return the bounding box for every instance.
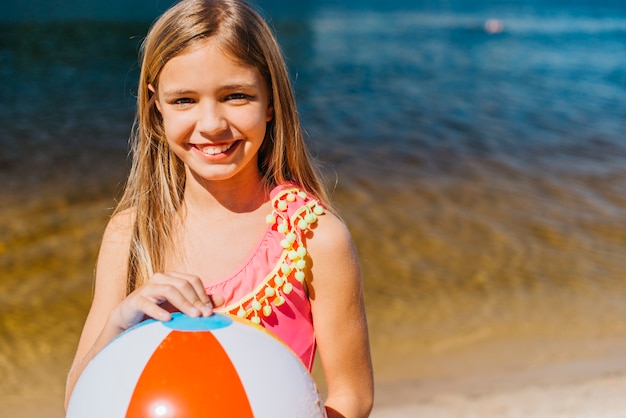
[1,1,625,187]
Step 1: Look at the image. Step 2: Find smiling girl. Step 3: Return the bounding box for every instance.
[65,1,373,416]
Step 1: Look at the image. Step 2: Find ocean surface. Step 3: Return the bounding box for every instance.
[1,0,626,415]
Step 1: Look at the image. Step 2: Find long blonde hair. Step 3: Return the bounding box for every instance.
[114,0,331,293]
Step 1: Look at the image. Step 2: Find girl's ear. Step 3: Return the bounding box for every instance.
[148,84,162,113]
[266,102,274,122]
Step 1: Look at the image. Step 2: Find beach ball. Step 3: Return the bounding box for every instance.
[66,313,325,417]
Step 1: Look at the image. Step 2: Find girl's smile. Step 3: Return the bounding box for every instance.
[192,140,240,160]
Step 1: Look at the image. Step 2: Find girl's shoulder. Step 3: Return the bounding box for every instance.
[270,183,354,261]
[98,207,136,264]
[92,208,135,303]
[308,210,354,260]
[104,207,136,241]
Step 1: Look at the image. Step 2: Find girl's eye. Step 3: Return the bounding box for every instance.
[172,98,194,106]
[226,93,251,101]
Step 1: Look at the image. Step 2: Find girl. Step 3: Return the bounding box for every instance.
[65,0,373,416]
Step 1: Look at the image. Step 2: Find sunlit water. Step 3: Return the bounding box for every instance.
[1,0,626,415]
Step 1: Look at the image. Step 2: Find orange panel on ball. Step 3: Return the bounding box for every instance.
[125,329,254,417]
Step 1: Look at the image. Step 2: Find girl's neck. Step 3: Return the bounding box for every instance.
[182,170,270,216]
[166,172,273,283]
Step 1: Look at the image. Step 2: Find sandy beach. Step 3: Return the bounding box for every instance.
[373,372,626,418]
[4,359,626,417]
[367,327,626,418]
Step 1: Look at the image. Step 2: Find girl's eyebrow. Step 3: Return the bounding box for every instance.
[160,84,258,98]
[160,88,195,98]
[221,83,257,89]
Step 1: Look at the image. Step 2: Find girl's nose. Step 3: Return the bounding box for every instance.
[197,102,227,134]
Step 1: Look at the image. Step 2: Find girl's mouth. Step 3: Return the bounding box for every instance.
[199,142,236,156]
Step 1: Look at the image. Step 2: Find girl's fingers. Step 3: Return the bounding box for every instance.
[148,282,203,318]
[137,300,173,323]
[117,272,222,326]
[165,272,210,302]
[113,293,173,330]
[163,272,214,316]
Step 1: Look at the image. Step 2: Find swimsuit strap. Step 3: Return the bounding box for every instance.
[217,184,325,325]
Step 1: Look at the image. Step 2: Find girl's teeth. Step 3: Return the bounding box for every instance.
[201,143,233,155]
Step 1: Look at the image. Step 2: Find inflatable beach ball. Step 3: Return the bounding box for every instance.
[66,313,326,417]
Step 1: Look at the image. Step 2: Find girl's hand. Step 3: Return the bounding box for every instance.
[110,272,225,331]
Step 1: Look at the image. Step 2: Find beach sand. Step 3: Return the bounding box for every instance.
[367,329,626,418]
[372,372,626,417]
[4,361,626,417]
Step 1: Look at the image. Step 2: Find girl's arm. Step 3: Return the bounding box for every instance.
[65,210,133,408]
[308,213,374,417]
[64,211,219,409]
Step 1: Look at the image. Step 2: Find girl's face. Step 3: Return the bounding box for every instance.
[154,38,273,186]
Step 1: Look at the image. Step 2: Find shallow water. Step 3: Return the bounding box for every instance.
[2,0,626,415]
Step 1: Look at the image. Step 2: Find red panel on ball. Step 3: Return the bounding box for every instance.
[126,329,254,417]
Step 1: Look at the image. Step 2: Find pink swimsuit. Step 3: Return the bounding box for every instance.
[207,183,325,371]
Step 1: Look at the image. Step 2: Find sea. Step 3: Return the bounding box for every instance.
[1,0,626,415]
